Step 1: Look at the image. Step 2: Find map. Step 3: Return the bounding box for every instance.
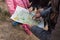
[10,6,39,26]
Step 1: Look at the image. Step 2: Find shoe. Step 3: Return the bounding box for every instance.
[12,21,19,26]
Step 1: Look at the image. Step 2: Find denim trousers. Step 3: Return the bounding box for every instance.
[31,26,51,40]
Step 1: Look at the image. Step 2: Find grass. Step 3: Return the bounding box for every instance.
[2,10,10,16]
[2,0,5,2]
[0,7,2,13]
[0,9,10,21]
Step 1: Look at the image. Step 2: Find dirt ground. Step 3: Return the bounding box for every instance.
[0,0,39,40]
[0,21,39,40]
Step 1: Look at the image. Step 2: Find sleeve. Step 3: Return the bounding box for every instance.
[26,0,30,8]
[41,7,52,18]
[5,0,15,15]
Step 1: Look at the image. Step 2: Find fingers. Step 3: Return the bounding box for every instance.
[28,7,33,12]
[43,24,48,31]
[28,7,38,12]
[33,8,37,13]
[29,2,32,5]
[28,7,41,20]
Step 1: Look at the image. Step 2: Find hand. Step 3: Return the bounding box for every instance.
[43,24,48,31]
[32,8,44,20]
[28,7,33,12]
[32,10,41,20]
[28,7,38,13]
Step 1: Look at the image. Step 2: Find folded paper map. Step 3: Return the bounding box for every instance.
[10,6,39,25]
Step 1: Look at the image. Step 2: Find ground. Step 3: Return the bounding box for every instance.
[0,0,39,40]
[0,21,39,40]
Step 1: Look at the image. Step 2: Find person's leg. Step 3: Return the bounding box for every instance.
[11,20,32,35]
[31,25,51,40]
[22,24,32,35]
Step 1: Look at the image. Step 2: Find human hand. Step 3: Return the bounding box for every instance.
[32,8,44,20]
[43,24,48,31]
[28,7,33,12]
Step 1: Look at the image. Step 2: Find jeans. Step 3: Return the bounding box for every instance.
[31,26,51,40]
